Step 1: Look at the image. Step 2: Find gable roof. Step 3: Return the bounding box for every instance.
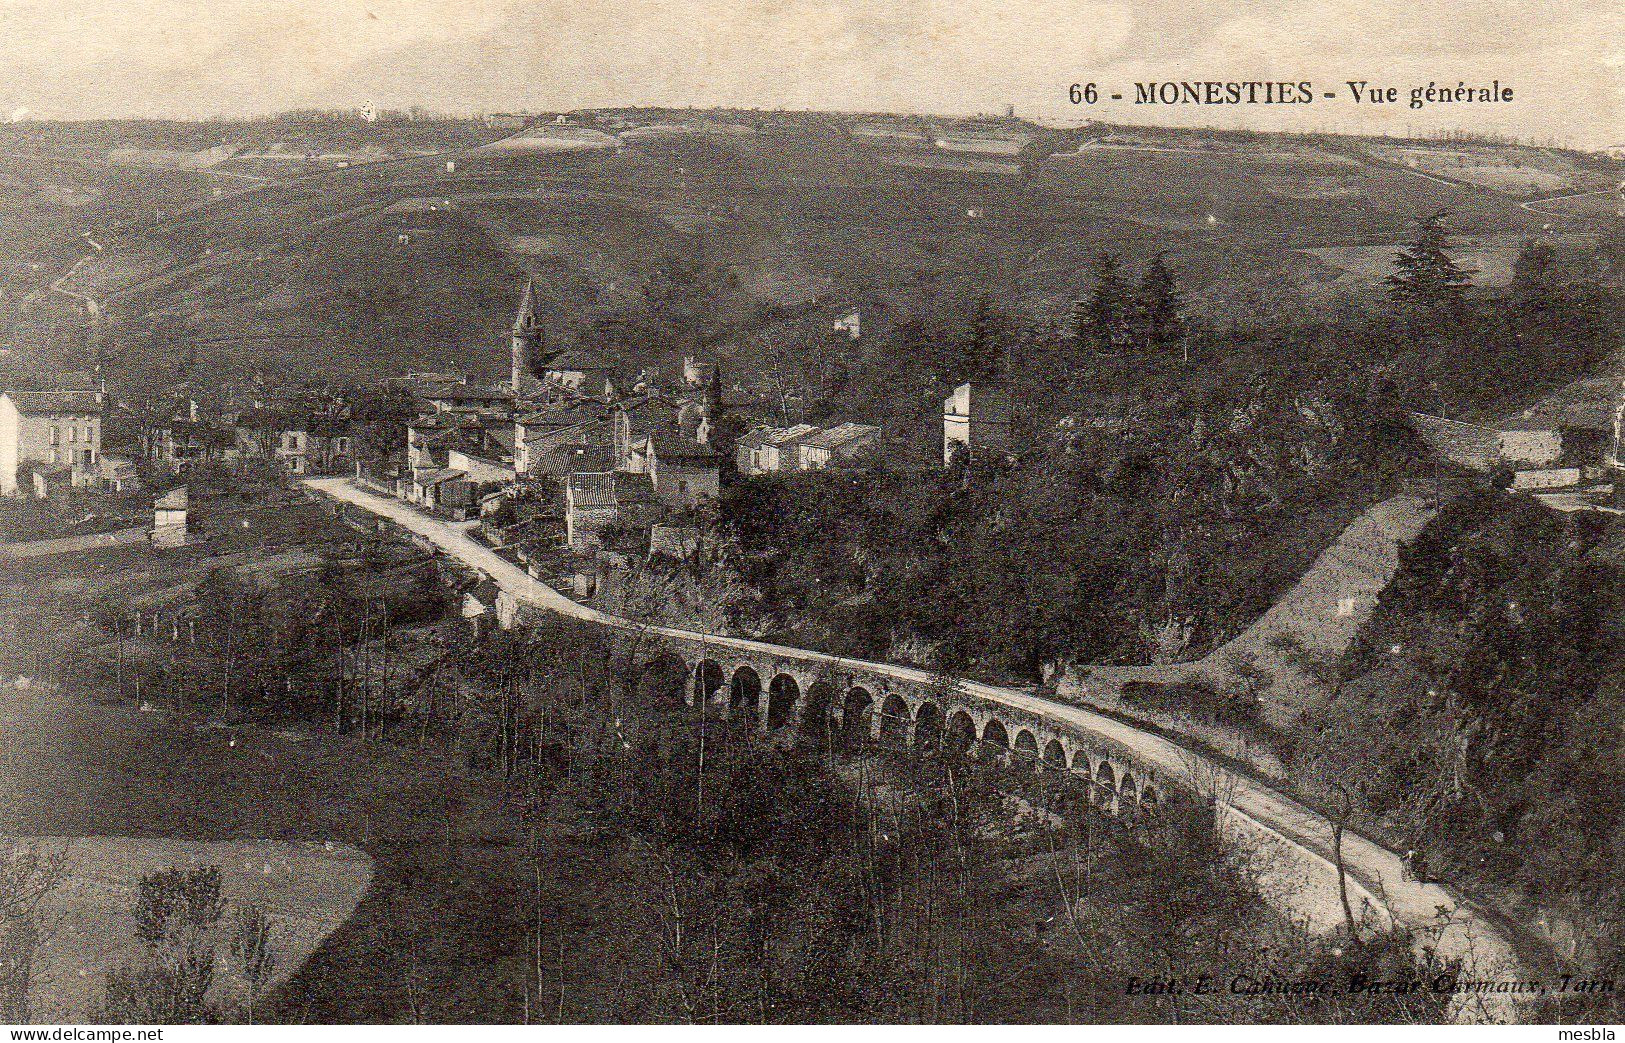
[652,435,721,463]
[566,471,618,507]
[415,467,466,487]
[423,383,513,402]
[800,422,880,451]
[7,390,104,416]
[545,348,614,372]
[764,423,819,448]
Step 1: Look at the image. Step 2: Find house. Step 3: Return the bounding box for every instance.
[563,471,660,550]
[793,422,880,470]
[419,381,514,414]
[514,395,680,477]
[564,472,620,550]
[736,422,877,475]
[76,452,140,493]
[833,309,861,340]
[446,447,515,486]
[736,423,818,476]
[411,467,477,513]
[1494,383,1623,469]
[230,408,351,475]
[151,486,188,547]
[407,413,509,473]
[145,419,237,472]
[1494,421,1563,467]
[542,347,616,396]
[0,389,105,496]
[645,433,722,509]
[943,382,1016,465]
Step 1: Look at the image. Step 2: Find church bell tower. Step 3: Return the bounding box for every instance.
[511,280,544,395]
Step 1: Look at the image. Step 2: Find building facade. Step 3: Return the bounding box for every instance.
[943,382,1015,466]
[0,390,104,496]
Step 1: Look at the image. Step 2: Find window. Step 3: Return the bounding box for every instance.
[83,425,92,443]
[48,448,58,465]
[50,426,60,445]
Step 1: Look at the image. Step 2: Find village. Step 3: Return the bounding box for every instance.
[0,283,913,616]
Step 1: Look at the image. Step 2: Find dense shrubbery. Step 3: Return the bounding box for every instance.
[719,361,1427,680]
[1317,489,1625,1010]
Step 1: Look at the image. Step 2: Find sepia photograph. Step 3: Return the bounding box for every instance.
[0,0,1620,1032]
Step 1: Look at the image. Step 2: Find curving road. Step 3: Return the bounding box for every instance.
[305,477,1525,1021]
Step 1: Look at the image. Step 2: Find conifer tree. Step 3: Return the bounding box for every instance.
[1386,211,1474,312]
[1084,251,1130,355]
[967,294,1002,379]
[1134,251,1184,350]
[1509,237,1558,301]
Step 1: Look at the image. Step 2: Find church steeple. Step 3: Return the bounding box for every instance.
[511,280,543,395]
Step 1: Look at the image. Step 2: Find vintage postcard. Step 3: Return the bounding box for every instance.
[0,0,1619,1032]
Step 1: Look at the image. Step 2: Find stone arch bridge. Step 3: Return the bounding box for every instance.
[669,642,1161,813]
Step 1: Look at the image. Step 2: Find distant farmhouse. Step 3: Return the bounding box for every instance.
[1408,379,1625,512]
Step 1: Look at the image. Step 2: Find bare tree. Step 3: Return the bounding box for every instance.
[0,840,68,1024]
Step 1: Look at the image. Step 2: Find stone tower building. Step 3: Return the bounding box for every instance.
[511,280,545,395]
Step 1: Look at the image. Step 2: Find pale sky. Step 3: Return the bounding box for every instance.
[3,0,1620,147]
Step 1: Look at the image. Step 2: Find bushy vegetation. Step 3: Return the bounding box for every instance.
[1316,489,1625,1017]
[32,516,1457,1025]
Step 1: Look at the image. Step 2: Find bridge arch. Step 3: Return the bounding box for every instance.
[801,679,840,745]
[692,660,725,709]
[730,665,762,717]
[1141,784,1160,810]
[1095,761,1118,812]
[767,673,800,730]
[841,687,874,750]
[1042,738,1067,771]
[944,709,977,755]
[1120,771,1138,810]
[980,718,1010,762]
[1012,729,1040,769]
[914,701,944,751]
[878,693,912,745]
